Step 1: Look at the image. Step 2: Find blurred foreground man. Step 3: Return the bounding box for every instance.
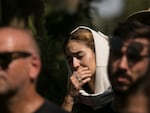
[0,27,69,113]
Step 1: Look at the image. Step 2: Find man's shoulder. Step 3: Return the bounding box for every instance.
[35,100,69,113]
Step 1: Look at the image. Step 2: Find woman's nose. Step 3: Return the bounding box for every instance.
[72,57,80,69]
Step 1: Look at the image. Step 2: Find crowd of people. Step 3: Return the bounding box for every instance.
[0,8,149,113]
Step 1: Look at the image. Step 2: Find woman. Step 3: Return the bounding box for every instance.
[62,26,113,113]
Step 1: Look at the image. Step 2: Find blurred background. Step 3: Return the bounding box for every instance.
[0,0,150,105]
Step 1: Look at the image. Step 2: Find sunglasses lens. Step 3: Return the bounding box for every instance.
[0,52,31,69]
[0,54,11,69]
[127,42,144,63]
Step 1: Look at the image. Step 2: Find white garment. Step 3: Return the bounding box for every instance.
[68,26,113,108]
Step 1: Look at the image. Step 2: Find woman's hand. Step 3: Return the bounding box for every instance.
[70,67,92,90]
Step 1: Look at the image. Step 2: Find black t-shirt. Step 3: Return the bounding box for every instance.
[72,103,94,113]
[93,102,118,113]
[34,100,69,113]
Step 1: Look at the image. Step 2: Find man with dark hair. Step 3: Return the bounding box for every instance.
[93,21,150,113]
[0,27,69,113]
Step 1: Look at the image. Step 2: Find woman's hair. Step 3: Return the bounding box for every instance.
[64,28,95,53]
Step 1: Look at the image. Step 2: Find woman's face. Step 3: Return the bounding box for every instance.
[66,40,96,76]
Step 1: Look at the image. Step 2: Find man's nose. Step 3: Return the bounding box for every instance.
[72,57,80,69]
[119,56,129,70]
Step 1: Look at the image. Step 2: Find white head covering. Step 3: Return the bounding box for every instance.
[68,26,113,108]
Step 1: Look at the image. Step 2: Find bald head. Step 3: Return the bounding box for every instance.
[0,27,40,57]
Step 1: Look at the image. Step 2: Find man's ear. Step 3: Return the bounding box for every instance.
[29,56,41,80]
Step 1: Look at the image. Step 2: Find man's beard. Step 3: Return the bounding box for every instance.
[108,60,150,97]
[109,72,132,97]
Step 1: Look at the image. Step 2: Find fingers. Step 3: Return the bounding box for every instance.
[76,67,92,82]
[74,72,82,82]
[70,74,81,90]
[70,67,92,90]
[78,77,91,88]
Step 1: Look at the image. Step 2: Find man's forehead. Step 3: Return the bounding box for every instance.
[0,30,30,51]
[110,38,150,58]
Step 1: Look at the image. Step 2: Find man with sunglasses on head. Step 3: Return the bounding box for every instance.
[0,26,69,113]
[93,21,150,113]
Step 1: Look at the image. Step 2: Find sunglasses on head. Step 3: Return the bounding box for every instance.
[0,51,31,69]
[110,38,150,65]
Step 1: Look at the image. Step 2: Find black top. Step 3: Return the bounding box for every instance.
[92,101,118,113]
[35,100,69,113]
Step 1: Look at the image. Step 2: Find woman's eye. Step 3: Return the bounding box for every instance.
[76,52,85,59]
[76,55,83,59]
